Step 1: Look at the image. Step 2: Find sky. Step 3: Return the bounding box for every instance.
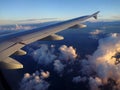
[0,0,120,24]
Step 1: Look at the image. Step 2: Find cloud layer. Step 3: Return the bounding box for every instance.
[22,33,120,90]
[74,33,120,90]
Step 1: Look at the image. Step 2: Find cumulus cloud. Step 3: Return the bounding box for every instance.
[53,60,65,74]
[87,33,120,89]
[72,76,81,83]
[71,33,120,90]
[31,44,56,65]
[41,71,50,79]
[80,59,93,76]
[90,29,102,35]
[59,45,77,60]
[30,44,77,66]
[19,71,50,90]
[89,29,104,39]
[28,37,120,90]
[89,77,102,90]
[72,76,87,83]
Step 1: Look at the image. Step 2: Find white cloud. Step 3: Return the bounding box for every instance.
[30,44,77,66]
[88,33,120,88]
[31,44,56,65]
[53,60,65,74]
[0,24,36,31]
[59,45,77,60]
[0,18,61,25]
[74,33,120,89]
[80,59,93,76]
[27,38,120,89]
[19,71,50,90]
[72,76,87,83]
[89,29,103,39]
[41,71,50,79]
[89,77,102,90]
[90,29,102,35]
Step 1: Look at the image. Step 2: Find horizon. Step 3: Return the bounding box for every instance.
[0,18,120,26]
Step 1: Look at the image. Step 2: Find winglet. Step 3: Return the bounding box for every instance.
[92,11,100,19]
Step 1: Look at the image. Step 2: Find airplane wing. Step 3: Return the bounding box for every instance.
[0,11,99,69]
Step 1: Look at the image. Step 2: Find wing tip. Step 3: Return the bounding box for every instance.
[93,11,100,19]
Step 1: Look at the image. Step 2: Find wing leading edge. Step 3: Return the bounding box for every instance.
[0,11,100,69]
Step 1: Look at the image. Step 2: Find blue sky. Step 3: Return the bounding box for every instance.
[0,0,120,24]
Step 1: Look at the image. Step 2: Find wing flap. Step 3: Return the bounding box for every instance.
[0,42,25,61]
[40,34,64,41]
[0,57,23,69]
